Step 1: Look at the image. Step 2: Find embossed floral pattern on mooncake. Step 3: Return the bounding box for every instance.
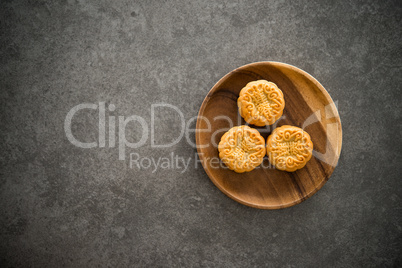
[237,80,285,126]
[266,125,313,172]
[218,125,266,173]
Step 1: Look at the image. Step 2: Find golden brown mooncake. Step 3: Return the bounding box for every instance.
[237,80,285,126]
[266,125,313,172]
[218,125,266,173]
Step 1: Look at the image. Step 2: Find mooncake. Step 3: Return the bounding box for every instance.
[266,125,313,172]
[237,80,285,126]
[218,125,266,173]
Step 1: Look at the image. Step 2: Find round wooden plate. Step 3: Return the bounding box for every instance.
[196,62,342,209]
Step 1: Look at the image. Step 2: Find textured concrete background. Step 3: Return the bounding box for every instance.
[1,0,401,267]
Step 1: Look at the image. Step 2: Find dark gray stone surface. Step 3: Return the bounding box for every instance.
[1,0,401,267]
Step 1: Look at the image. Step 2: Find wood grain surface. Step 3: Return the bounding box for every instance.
[196,62,342,209]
